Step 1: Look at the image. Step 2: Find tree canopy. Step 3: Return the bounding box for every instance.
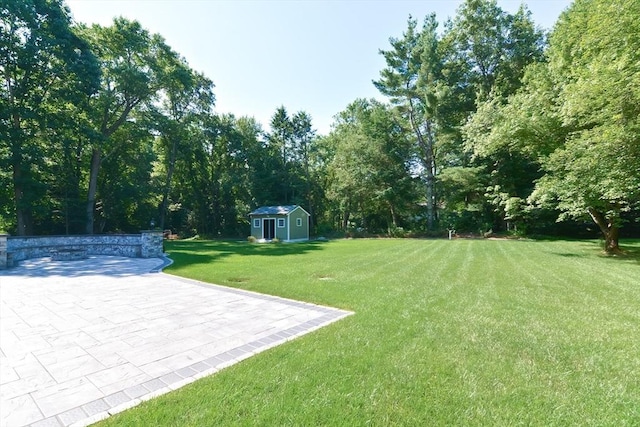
[465,0,640,251]
[1,0,638,250]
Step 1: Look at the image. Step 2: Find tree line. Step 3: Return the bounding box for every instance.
[1,0,638,253]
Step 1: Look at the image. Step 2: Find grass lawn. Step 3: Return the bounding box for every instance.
[99,238,640,426]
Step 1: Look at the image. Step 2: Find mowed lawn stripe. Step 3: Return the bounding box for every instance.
[489,239,640,421]
[97,238,640,426]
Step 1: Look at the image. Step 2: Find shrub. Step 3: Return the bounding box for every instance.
[388,226,407,238]
[345,227,367,238]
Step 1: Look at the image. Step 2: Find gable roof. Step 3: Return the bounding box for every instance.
[249,205,309,216]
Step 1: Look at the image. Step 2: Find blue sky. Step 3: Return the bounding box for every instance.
[66,0,573,135]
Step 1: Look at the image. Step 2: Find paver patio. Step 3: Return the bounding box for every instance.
[0,256,352,427]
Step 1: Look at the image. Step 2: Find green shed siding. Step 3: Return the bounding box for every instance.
[250,218,260,239]
[276,217,288,240]
[288,208,309,240]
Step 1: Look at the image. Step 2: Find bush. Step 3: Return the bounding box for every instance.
[388,226,407,238]
[247,236,257,243]
[345,227,367,239]
[315,222,336,237]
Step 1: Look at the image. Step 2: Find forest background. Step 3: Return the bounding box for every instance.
[2,0,639,253]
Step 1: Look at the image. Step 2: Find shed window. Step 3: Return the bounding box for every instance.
[253,219,260,228]
[277,218,285,228]
[296,218,302,227]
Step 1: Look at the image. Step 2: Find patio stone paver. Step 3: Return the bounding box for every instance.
[0,256,352,427]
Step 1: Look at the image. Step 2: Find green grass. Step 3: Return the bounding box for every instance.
[99,238,640,426]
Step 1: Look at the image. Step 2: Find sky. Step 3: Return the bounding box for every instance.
[66,0,573,136]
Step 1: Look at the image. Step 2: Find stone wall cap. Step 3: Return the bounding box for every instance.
[8,234,141,239]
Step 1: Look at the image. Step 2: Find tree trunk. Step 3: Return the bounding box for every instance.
[12,163,29,236]
[587,207,621,254]
[389,203,398,228]
[159,138,178,230]
[85,148,102,234]
[423,121,436,231]
[10,110,31,236]
[304,154,314,234]
[424,173,435,231]
[408,105,436,231]
[342,210,350,230]
[605,226,620,253]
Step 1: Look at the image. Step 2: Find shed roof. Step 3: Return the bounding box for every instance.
[249,205,308,216]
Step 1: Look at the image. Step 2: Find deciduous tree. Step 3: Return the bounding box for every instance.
[150,52,214,230]
[324,99,415,232]
[1,0,99,234]
[532,0,640,252]
[80,18,168,233]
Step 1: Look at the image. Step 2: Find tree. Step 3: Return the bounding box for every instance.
[43,100,97,234]
[263,107,318,210]
[291,111,316,220]
[443,0,544,103]
[267,106,294,203]
[465,0,640,251]
[80,18,169,234]
[437,166,488,232]
[374,14,442,231]
[324,99,415,232]
[205,114,249,236]
[448,0,546,232]
[224,116,265,234]
[96,116,156,233]
[461,68,560,231]
[1,0,100,234]
[150,51,214,230]
[531,0,640,252]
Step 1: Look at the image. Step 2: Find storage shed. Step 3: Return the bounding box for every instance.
[249,205,310,242]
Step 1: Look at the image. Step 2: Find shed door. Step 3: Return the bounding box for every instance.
[263,219,275,240]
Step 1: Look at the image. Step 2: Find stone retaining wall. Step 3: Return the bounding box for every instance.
[0,231,163,269]
[0,234,7,269]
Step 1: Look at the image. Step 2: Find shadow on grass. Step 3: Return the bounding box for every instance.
[589,239,640,265]
[545,238,640,265]
[164,239,329,268]
[554,252,587,258]
[615,242,640,266]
